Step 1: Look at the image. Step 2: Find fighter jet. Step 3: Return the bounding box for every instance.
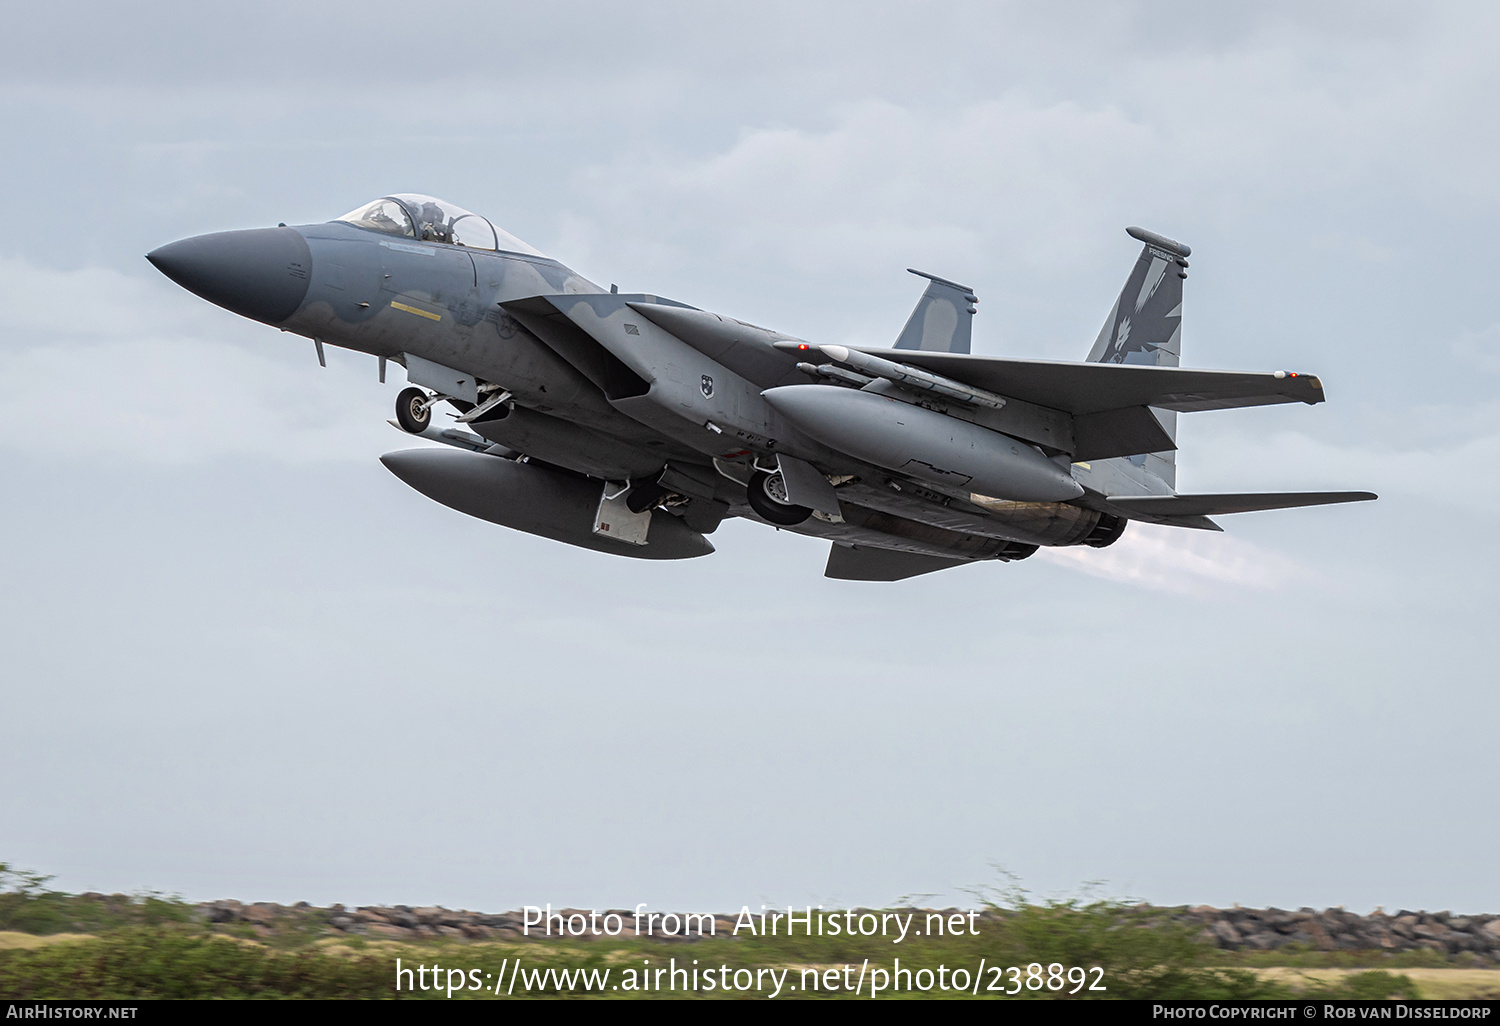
[147,194,1375,580]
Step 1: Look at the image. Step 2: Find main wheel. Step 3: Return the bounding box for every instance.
[395,387,432,434]
[746,471,812,526]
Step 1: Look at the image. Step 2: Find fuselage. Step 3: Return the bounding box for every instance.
[146,194,1142,562]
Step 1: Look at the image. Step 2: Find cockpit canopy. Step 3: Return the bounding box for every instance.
[335,194,545,257]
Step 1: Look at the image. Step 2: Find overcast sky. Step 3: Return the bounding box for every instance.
[1,1,1495,915]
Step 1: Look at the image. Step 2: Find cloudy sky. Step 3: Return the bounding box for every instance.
[2,2,1495,915]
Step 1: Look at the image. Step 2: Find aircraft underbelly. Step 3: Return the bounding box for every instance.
[469,407,665,482]
[731,502,1007,562]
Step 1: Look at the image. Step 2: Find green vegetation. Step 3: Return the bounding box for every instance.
[0,863,194,936]
[0,862,1445,1000]
[1320,971,1420,1000]
[1,929,394,999]
[1215,945,1470,970]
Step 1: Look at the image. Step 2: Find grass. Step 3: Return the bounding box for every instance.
[1255,967,1499,1000]
[0,932,98,951]
[1,862,1488,1000]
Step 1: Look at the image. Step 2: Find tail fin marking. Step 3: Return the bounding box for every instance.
[1086,227,1192,486]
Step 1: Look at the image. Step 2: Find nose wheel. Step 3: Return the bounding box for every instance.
[746,471,812,526]
[395,387,432,434]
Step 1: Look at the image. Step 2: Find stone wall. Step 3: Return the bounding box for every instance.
[193,899,1500,961]
[1174,905,1500,958]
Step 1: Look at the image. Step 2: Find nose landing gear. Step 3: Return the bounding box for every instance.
[395,387,433,434]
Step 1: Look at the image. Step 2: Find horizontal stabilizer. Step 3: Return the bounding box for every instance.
[1108,491,1377,517]
[1151,514,1223,532]
[825,544,971,581]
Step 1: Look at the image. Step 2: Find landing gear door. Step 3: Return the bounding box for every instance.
[404,353,479,404]
[775,454,841,516]
[593,482,651,546]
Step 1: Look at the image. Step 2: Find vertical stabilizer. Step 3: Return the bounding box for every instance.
[894,269,977,354]
[1086,226,1191,486]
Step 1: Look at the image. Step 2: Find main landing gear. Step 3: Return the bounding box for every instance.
[746,471,812,526]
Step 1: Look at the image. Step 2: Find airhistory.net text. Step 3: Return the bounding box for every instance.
[521,904,983,943]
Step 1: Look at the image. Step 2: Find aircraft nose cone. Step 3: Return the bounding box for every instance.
[147,227,312,325]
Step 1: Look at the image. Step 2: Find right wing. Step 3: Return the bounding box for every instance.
[847,349,1327,414]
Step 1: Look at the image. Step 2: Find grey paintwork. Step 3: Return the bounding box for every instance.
[380,449,714,560]
[893,269,978,354]
[774,453,842,516]
[146,196,1375,580]
[825,544,970,582]
[147,228,311,325]
[762,385,1083,502]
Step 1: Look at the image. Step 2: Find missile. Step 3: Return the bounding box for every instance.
[775,341,1007,409]
[763,384,1083,502]
[379,448,714,559]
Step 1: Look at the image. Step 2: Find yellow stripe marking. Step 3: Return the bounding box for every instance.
[391,301,442,322]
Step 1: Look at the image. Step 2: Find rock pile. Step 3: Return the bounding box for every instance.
[194,900,1500,961]
[197,901,989,943]
[1175,905,1500,958]
[199,901,747,942]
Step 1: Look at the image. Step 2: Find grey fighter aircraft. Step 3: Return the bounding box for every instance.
[147,195,1374,580]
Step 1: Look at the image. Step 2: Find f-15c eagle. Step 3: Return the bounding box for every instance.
[148,195,1374,580]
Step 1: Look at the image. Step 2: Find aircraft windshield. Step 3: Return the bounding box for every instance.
[336,198,414,238]
[394,194,546,257]
[336,195,546,257]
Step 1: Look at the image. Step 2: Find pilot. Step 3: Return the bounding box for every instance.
[414,200,454,244]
